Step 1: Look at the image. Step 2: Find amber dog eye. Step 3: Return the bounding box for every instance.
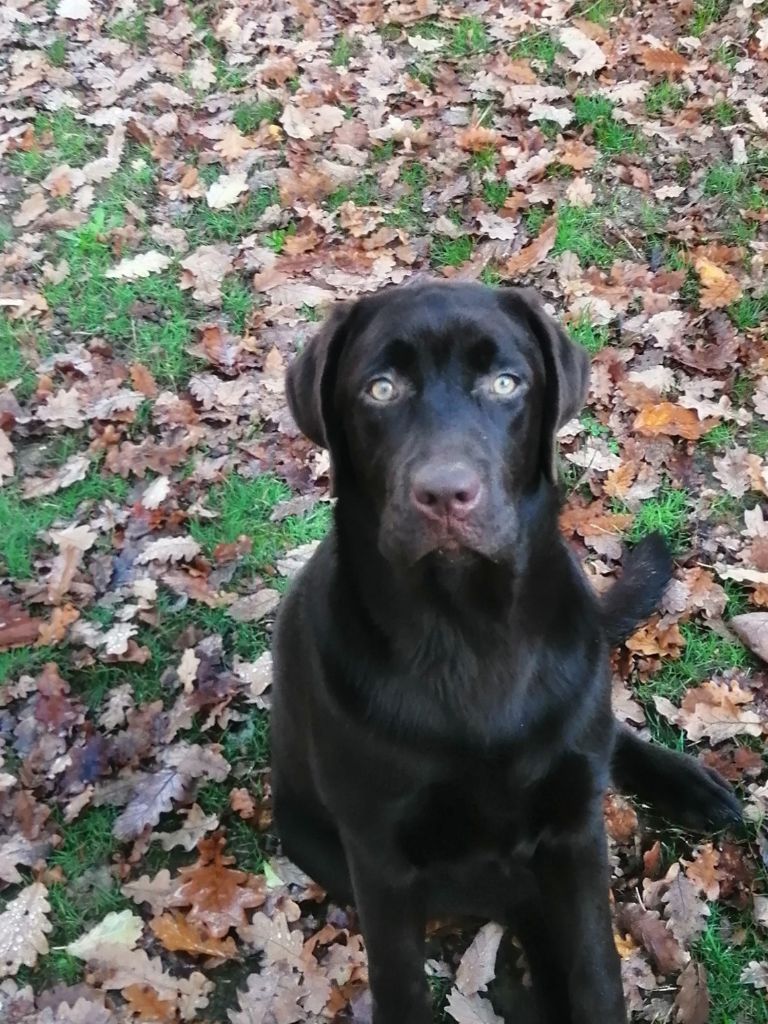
[490,373,518,397]
[367,378,398,402]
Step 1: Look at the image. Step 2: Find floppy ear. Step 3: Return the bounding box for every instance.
[285,302,353,449]
[498,287,590,480]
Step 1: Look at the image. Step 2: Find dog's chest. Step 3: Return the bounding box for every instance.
[397,750,597,867]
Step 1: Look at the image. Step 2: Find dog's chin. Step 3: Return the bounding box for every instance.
[379,521,511,570]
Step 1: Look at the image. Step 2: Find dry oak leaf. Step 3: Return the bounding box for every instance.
[0,600,43,651]
[655,680,763,743]
[67,910,143,960]
[604,792,639,844]
[230,788,257,820]
[151,803,219,852]
[176,836,265,938]
[229,967,313,1024]
[281,103,345,140]
[559,26,607,75]
[206,173,248,211]
[558,140,598,170]
[446,989,504,1024]
[122,985,175,1022]
[112,769,189,842]
[91,946,212,1020]
[625,620,684,659]
[122,869,180,917]
[634,403,714,440]
[47,524,98,605]
[36,388,85,430]
[663,868,710,946]
[456,124,501,153]
[455,922,504,996]
[136,536,201,565]
[640,46,689,75]
[730,613,768,664]
[683,845,720,902]
[215,125,255,162]
[56,0,92,17]
[695,258,743,310]
[673,961,709,1024]
[228,588,280,623]
[0,883,51,977]
[180,244,233,305]
[22,454,90,499]
[504,216,557,276]
[151,912,237,959]
[105,251,171,281]
[237,910,304,967]
[13,192,48,227]
[742,960,768,989]
[0,836,51,884]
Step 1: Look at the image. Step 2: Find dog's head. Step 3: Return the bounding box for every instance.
[287,281,589,568]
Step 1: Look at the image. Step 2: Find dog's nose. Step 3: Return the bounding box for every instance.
[411,462,483,519]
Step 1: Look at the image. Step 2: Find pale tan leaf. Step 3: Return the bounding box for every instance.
[206,173,249,210]
[281,104,345,140]
[56,0,92,18]
[0,430,14,485]
[105,251,171,281]
[559,27,607,75]
[504,216,557,275]
[731,613,768,663]
[122,870,179,916]
[455,922,504,996]
[150,804,219,852]
[695,257,743,310]
[228,589,280,623]
[0,836,51,884]
[446,989,504,1024]
[22,454,90,499]
[12,192,47,228]
[0,883,51,977]
[136,537,202,564]
[67,910,143,959]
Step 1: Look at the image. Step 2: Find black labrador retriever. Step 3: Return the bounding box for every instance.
[271,281,740,1024]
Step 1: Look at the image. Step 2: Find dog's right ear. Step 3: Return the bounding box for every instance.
[285,302,354,449]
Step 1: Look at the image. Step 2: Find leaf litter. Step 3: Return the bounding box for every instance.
[2,0,768,1020]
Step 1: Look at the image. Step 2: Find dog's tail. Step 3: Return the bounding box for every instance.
[600,532,673,646]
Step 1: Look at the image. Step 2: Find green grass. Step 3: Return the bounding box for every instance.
[221,278,254,333]
[331,34,356,66]
[641,621,752,703]
[0,472,128,578]
[645,81,686,116]
[729,294,768,331]
[703,163,747,198]
[7,109,102,180]
[449,16,490,57]
[181,186,279,245]
[483,179,510,210]
[232,99,281,134]
[710,100,737,126]
[701,422,737,451]
[109,12,148,46]
[623,486,690,552]
[698,909,768,1024]
[553,203,622,268]
[46,37,67,66]
[573,94,644,154]
[568,316,610,354]
[326,176,380,211]
[189,473,331,577]
[690,0,731,35]
[511,31,562,68]
[573,0,624,22]
[430,234,474,269]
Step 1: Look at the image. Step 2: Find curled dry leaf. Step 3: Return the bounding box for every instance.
[504,216,557,276]
[0,599,43,651]
[151,911,238,959]
[559,27,607,75]
[455,922,504,996]
[673,961,709,1024]
[135,537,202,565]
[730,613,768,664]
[0,429,14,484]
[695,258,743,310]
[206,173,248,211]
[655,680,763,744]
[634,403,715,440]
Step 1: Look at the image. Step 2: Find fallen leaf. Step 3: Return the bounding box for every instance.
[0,836,51,884]
[615,903,686,975]
[446,989,504,1024]
[105,252,171,281]
[67,910,143,959]
[634,403,714,440]
[176,836,264,937]
[281,104,345,140]
[504,216,557,275]
[455,922,504,996]
[673,961,709,1024]
[695,258,743,310]
[227,589,280,622]
[151,912,237,959]
[0,883,51,977]
[56,0,92,17]
[640,46,689,75]
[730,613,768,663]
[151,804,220,852]
[662,867,711,945]
[655,680,763,743]
[206,173,248,210]
[0,600,43,650]
[559,27,607,75]
[136,537,202,565]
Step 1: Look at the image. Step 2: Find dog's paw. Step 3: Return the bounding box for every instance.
[660,758,742,832]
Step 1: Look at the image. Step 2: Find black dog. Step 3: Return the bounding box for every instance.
[271,281,740,1024]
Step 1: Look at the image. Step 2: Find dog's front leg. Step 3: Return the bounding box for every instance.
[531,827,626,1024]
[344,836,431,1024]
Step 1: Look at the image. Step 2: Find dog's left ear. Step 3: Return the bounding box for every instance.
[498,287,590,480]
[285,302,354,449]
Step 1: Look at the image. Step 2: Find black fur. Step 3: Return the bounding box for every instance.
[271,281,740,1024]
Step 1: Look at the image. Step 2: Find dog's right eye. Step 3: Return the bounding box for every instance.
[366,378,398,403]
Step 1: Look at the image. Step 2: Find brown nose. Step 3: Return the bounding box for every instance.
[411,462,483,520]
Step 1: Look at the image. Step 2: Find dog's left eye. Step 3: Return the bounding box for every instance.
[490,373,518,397]
[367,377,398,402]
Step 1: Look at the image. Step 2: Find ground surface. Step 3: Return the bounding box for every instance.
[1,0,768,1021]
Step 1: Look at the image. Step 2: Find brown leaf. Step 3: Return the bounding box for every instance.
[123,985,176,1022]
[695,257,743,310]
[176,836,264,938]
[0,599,43,650]
[150,912,238,959]
[662,867,710,945]
[557,139,598,170]
[730,613,768,663]
[655,681,763,743]
[122,870,180,917]
[673,962,709,1024]
[683,845,720,901]
[615,903,686,975]
[640,46,689,75]
[604,792,639,844]
[456,124,501,153]
[634,403,714,440]
[230,788,257,820]
[504,216,557,276]
[130,362,158,398]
